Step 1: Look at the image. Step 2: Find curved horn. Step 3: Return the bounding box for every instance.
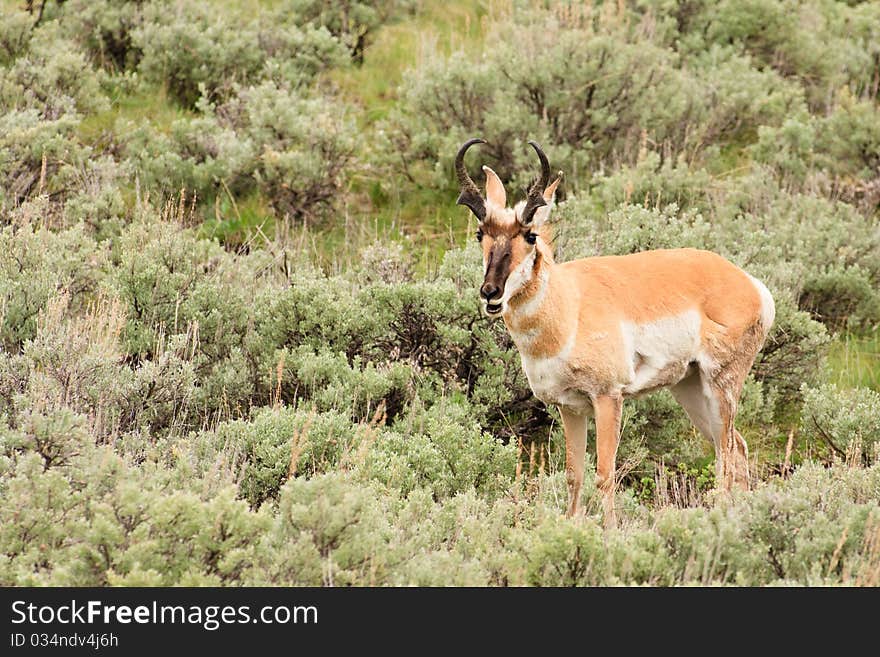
[520,140,552,225]
[455,138,487,222]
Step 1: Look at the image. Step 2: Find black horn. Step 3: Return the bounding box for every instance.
[455,138,487,222]
[520,140,552,225]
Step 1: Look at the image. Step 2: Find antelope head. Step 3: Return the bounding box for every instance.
[455,138,563,318]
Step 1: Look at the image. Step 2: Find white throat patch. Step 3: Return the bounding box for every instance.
[512,264,549,318]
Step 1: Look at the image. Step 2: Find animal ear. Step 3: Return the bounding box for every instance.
[482,166,506,209]
[531,171,563,226]
[543,171,563,202]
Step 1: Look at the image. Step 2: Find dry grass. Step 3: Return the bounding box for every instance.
[287,409,315,481]
[650,461,711,509]
[339,401,388,472]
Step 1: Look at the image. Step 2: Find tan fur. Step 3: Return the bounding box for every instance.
[554,249,763,378]
[594,394,622,528]
[560,408,588,517]
[469,171,774,526]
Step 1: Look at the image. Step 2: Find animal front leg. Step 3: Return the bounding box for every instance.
[560,408,588,517]
[593,394,622,529]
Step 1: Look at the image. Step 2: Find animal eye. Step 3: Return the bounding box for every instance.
[525,232,538,245]
[476,230,484,242]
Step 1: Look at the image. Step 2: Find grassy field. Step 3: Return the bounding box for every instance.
[829,331,880,391]
[65,0,497,269]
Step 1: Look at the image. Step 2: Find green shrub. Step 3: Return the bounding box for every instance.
[739,463,880,584]
[364,401,518,500]
[0,25,113,218]
[285,0,414,63]
[800,384,880,463]
[2,0,880,589]
[0,9,35,66]
[816,96,880,207]
[523,516,608,586]
[233,81,358,219]
[557,201,714,260]
[132,1,345,107]
[583,153,715,217]
[652,0,880,111]
[22,292,129,427]
[385,25,685,192]
[1,25,108,118]
[61,0,148,71]
[125,81,357,221]
[0,224,104,350]
[800,265,880,332]
[750,116,816,186]
[256,473,392,585]
[0,452,83,585]
[753,297,831,407]
[203,406,362,508]
[122,111,254,205]
[384,8,801,196]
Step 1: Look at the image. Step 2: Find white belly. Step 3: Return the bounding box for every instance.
[620,310,702,395]
[514,309,705,409]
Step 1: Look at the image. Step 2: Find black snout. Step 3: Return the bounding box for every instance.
[480,283,501,301]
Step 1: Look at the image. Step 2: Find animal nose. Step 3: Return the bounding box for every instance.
[480,283,501,301]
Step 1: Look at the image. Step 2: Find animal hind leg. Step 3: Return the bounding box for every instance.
[730,428,750,490]
[707,365,751,492]
[671,367,750,492]
[670,370,721,449]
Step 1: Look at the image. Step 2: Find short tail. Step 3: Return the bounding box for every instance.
[747,274,776,339]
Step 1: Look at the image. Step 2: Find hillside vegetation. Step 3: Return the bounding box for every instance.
[1,0,879,585]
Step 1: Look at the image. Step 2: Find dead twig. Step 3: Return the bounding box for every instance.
[782,427,796,476]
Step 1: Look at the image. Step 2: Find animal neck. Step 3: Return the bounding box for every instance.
[503,244,571,356]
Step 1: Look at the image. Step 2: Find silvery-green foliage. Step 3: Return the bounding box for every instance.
[800,384,880,463]
[0,10,34,66]
[750,117,817,186]
[0,108,121,223]
[799,265,880,331]
[234,81,357,219]
[59,0,148,71]
[643,0,880,110]
[256,473,393,586]
[0,224,104,350]
[1,24,108,118]
[364,400,518,500]
[125,81,357,221]
[2,0,879,588]
[0,22,111,219]
[205,406,361,508]
[283,0,415,62]
[556,202,714,260]
[815,96,880,198]
[385,9,802,196]
[123,110,256,203]
[132,1,346,107]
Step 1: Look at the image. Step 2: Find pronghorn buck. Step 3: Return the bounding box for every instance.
[455,138,775,527]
